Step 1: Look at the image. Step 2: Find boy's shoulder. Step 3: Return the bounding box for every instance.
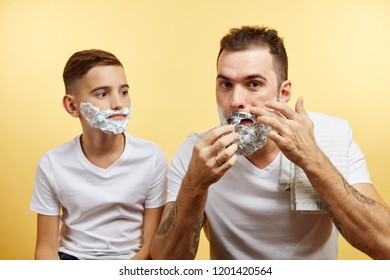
[125,133,163,153]
[39,136,79,163]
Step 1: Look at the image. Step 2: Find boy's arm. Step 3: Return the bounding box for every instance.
[35,214,60,260]
[131,206,164,260]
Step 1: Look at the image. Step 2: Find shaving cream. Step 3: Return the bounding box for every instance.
[219,108,271,156]
[80,102,132,134]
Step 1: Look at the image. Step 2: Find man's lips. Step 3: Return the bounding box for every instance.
[229,118,254,127]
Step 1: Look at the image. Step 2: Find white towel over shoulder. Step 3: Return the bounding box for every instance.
[279,112,350,213]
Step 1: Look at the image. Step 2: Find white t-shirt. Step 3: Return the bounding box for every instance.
[167,113,371,259]
[30,133,167,260]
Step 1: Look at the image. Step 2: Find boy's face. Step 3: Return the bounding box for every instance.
[75,65,130,112]
[72,65,131,134]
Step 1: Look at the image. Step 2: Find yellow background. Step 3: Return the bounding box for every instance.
[1,0,389,260]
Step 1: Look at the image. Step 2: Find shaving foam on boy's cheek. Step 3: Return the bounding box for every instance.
[79,102,132,134]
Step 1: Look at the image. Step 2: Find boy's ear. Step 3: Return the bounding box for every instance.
[278,80,292,103]
[63,94,79,118]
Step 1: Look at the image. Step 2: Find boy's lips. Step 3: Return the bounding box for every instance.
[108,114,127,120]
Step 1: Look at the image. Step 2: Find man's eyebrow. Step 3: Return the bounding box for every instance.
[216,74,267,81]
[246,74,267,81]
[216,74,230,80]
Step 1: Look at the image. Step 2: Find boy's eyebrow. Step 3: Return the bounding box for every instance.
[216,74,267,81]
[89,84,129,94]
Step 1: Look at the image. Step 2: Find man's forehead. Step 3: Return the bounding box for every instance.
[217,49,275,80]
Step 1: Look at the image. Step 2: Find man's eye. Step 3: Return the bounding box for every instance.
[121,90,128,96]
[248,81,261,88]
[221,82,232,88]
[96,92,107,98]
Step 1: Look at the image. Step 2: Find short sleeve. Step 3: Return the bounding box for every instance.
[167,133,200,202]
[347,134,372,185]
[29,154,61,215]
[144,148,168,209]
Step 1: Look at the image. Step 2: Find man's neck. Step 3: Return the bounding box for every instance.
[245,140,280,169]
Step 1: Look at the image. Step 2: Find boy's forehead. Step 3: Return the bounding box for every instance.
[70,65,127,94]
[82,65,126,83]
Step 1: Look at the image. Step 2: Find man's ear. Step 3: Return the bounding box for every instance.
[62,94,79,118]
[278,80,292,103]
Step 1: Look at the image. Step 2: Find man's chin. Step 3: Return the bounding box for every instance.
[234,123,271,156]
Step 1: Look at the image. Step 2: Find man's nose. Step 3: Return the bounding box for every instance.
[230,86,246,110]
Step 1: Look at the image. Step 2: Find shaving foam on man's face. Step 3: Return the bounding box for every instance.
[80,102,132,134]
[218,107,272,156]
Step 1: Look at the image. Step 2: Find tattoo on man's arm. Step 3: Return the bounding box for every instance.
[157,203,177,236]
[322,200,344,235]
[191,215,205,255]
[341,176,374,205]
[324,175,375,235]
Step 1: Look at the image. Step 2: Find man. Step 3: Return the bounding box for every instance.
[30,49,167,259]
[150,26,390,259]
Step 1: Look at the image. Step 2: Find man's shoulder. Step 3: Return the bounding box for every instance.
[184,128,216,144]
[308,112,348,125]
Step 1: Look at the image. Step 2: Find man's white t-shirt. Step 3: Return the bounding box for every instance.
[30,133,167,259]
[167,113,372,259]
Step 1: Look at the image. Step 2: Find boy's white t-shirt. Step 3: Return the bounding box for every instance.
[30,133,167,260]
[167,113,372,259]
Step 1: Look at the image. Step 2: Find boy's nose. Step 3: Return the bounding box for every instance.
[111,94,124,110]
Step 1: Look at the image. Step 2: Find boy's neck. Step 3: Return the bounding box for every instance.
[80,132,126,169]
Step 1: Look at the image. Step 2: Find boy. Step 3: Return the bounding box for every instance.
[30,49,167,259]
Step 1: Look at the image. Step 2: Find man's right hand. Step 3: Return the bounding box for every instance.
[184,124,240,189]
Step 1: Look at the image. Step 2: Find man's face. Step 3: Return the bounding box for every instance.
[216,48,280,118]
[73,65,132,134]
[216,48,286,155]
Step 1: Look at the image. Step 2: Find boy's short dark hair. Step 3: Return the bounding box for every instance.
[217,26,288,86]
[63,49,123,94]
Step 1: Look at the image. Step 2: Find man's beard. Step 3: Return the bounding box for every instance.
[219,110,272,156]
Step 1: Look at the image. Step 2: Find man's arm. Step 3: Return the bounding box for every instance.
[35,214,60,260]
[304,153,390,259]
[253,97,390,259]
[150,125,239,259]
[131,207,163,260]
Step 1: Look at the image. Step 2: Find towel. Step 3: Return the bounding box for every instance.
[279,112,350,213]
